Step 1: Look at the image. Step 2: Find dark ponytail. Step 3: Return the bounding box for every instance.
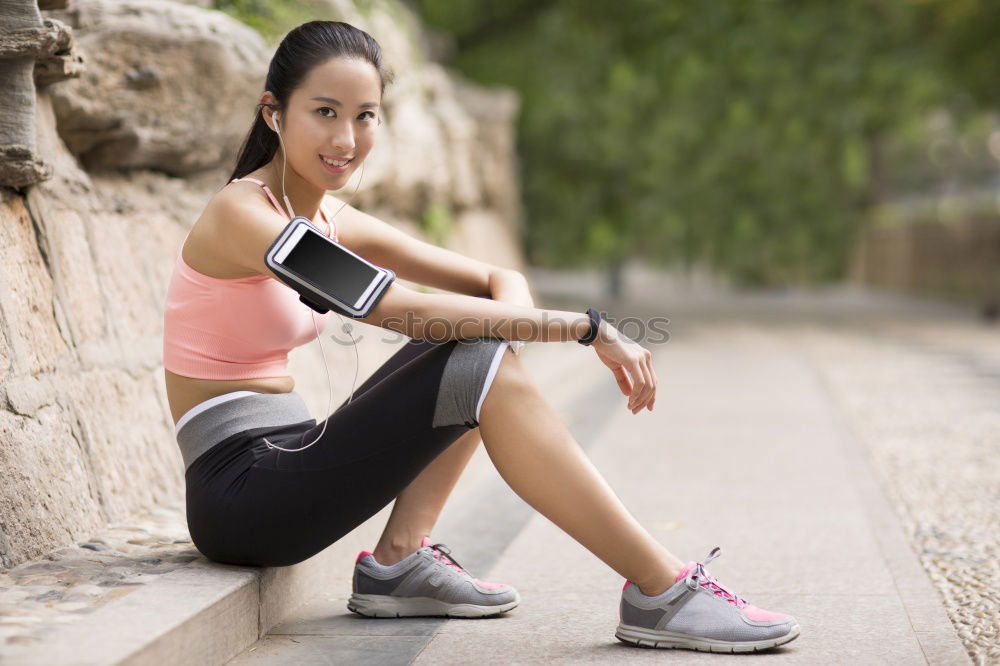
[226,21,394,184]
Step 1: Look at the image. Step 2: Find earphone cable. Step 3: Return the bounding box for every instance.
[262,310,359,453]
[262,113,365,453]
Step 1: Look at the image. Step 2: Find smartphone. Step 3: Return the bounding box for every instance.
[264,216,396,318]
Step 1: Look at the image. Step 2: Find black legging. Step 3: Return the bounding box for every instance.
[185,338,506,567]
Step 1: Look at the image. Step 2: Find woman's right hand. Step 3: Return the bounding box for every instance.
[591,320,657,414]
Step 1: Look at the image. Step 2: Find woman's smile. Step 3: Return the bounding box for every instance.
[319,154,353,173]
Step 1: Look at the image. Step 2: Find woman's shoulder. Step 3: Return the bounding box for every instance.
[184,181,279,279]
[197,181,303,280]
[202,179,275,226]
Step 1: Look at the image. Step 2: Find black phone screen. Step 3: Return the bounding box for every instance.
[281,229,380,306]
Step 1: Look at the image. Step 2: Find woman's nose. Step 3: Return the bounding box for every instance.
[329,122,355,154]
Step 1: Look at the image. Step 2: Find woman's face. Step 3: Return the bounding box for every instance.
[275,57,382,191]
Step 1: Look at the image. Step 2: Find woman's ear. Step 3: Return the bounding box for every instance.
[259,92,279,131]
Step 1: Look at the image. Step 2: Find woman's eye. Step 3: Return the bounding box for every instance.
[318,107,336,118]
[358,111,376,121]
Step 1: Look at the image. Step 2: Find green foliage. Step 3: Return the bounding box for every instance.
[211,0,341,44]
[920,0,1000,108]
[419,200,454,246]
[411,0,998,286]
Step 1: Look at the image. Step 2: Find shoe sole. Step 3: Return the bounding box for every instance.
[615,622,801,653]
[347,592,520,618]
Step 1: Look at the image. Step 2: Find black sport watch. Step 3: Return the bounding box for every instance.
[577,307,602,346]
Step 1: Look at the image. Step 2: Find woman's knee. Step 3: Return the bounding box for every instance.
[473,342,535,416]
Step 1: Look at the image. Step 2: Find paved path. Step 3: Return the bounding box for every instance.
[227,274,982,665]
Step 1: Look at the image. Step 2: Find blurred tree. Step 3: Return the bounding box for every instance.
[212,0,337,44]
[410,0,991,286]
[917,0,1000,108]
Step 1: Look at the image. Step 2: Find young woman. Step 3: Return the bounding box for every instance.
[161,21,800,653]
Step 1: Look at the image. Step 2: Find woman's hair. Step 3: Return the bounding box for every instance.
[227,21,394,183]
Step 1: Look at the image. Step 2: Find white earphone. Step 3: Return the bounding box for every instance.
[261,106,366,455]
[272,111,298,219]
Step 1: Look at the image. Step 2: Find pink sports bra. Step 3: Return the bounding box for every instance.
[162,177,337,380]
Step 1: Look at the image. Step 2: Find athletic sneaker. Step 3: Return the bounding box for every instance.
[348,536,520,618]
[616,546,801,653]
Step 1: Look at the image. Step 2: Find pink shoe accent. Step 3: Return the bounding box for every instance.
[700,570,748,608]
[474,578,507,590]
[356,550,373,565]
[743,605,790,622]
[421,536,509,590]
[623,580,632,591]
[675,559,751,609]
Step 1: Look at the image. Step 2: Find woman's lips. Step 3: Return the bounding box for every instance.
[319,155,352,173]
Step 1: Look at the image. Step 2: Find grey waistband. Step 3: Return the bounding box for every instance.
[175,391,313,472]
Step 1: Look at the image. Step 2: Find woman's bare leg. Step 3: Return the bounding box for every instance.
[372,427,483,565]
[479,348,685,597]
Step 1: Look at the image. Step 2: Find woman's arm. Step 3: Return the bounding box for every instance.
[361,282,657,413]
[334,198,529,299]
[210,192,652,411]
[335,198,537,352]
[358,281,589,344]
[489,269,535,308]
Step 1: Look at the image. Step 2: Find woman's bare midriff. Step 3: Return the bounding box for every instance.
[165,370,294,427]
[164,181,329,427]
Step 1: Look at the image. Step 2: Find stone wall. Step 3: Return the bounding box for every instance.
[0,0,523,568]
